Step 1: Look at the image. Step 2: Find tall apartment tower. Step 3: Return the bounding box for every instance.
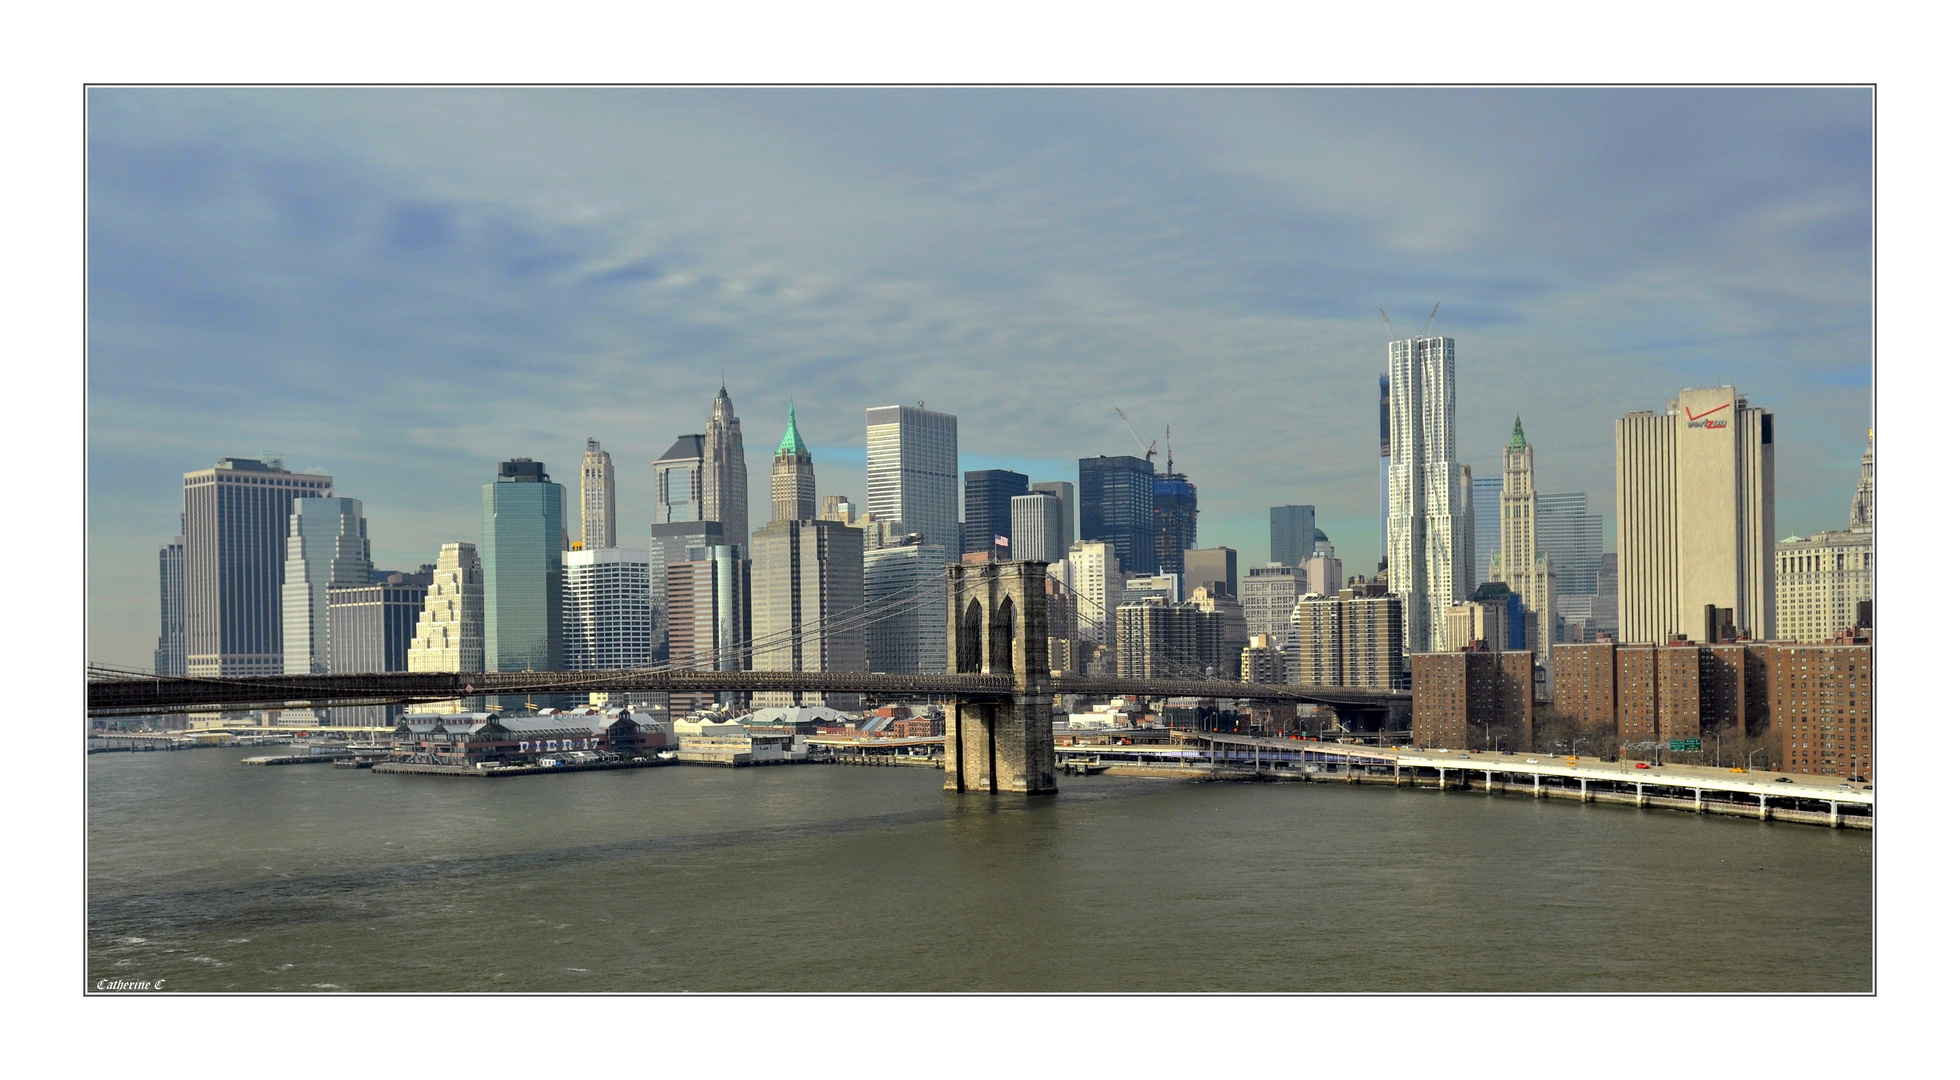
[407,542,484,713]
[1775,430,1874,642]
[964,469,1029,555]
[1010,492,1065,563]
[866,404,960,559]
[282,497,373,675]
[771,407,818,524]
[1270,505,1317,568]
[482,459,566,673]
[702,385,749,554]
[1066,540,1122,646]
[1030,481,1075,549]
[182,456,335,677]
[749,518,865,708]
[1153,466,1198,575]
[1080,454,1157,575]
[1615,386,1774,643]
[1386,336,1473,654]
[1490,418,1556,670]
[154,521,186,677]
[579,438,616,550]
[1296,587,1406,691]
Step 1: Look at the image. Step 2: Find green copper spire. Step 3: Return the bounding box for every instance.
[1508,415,1527,452]
[777,403,809,456]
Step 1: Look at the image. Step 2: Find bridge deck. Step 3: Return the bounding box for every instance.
[86,668,1406,717]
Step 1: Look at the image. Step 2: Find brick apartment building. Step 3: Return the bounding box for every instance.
[1411,649,1534,751]
[1549,637,1872,780]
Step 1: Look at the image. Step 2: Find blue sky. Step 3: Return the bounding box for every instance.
[86,88,1872,668]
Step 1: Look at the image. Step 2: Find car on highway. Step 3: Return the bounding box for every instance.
[1634,762,1651,769]
[1775,777,1793,783]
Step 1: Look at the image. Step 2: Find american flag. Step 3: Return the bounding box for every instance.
[994,535,1010,547]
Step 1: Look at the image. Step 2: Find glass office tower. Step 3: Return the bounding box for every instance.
[483,458,566,673]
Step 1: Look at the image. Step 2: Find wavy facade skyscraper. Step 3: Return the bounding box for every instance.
[1386,336,1473,654]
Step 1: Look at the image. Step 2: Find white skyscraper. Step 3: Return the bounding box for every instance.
[563,547,653,669]
[1386,335,1473,653]
[1065,540,1121,647]
[281,497,372,675]
[1010,492,1064,563]
[580,438,616,550]
[866,404,959,560]
[407,542,485,713]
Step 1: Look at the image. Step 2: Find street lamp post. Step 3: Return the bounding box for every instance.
[1748,748,1764,772]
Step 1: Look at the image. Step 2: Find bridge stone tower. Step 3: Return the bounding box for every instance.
[945,560,1056,795]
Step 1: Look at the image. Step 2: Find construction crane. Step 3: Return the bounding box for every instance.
[1112,407,1157,465]
[1423,302,1440,338]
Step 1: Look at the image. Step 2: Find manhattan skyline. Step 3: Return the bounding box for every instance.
[87,88,1873,669]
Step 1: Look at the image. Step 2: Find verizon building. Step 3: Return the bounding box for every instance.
[1615,386,1774,644]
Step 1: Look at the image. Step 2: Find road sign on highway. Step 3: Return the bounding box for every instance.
[1668,738,1703,752]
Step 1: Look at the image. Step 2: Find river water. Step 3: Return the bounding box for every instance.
[87,749,1872,992]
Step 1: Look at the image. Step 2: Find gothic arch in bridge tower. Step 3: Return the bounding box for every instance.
[943,561,1055,795]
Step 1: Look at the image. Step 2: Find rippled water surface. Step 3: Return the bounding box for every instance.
[87,749,1873,992]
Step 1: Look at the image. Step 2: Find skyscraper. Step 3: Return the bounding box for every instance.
[1775,430,1873,643]
[482,459,566,673]
[964,469,1029,555]
[580,438,616,550]
[1296,587,1406,691]
[1616,387,1774,644]
[750,518,865,708]
[407,542,484,713]
[154,521,185,677]
[1270,505,1317,568]
[1080,454,1157,575]
[1471,475,1502,587]
[653,435,705,524]
[329,570,430,674]
[702,385,749,554]
[183,456,335,677]
[1065,540,1121,646]
[1378,372,1390,559]
[1009,492,1064,563]
[1243,563,1310,679]
[866,404,960,559]
[282,497,373,675]
[864,534,950,674]
[563,547,654,670]
[1153,468,1198,575]
[1030,481,1075,549]
[663,543,748,711]
[1184,546,1237,598]
[771,406,817,524]
[1386,335,1472,654]
[1489,417,1556,672]
[1536,492,1603,598]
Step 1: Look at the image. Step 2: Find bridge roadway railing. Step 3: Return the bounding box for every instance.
[86,667,1407,718]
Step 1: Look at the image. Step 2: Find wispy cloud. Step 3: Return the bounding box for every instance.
[87,88,1872,665]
